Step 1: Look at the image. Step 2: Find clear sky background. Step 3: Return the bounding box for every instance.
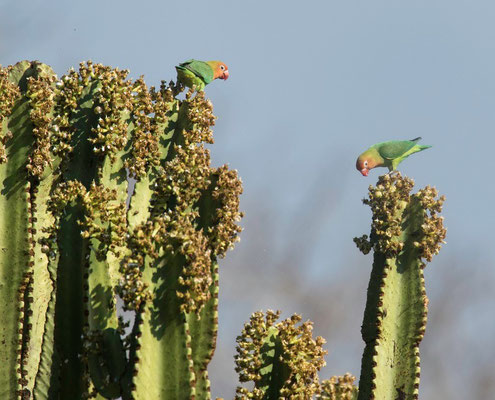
[2,1,495,398]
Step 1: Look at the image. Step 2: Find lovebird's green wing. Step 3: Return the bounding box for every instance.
[375,138,420,160]
[177,60,214,84]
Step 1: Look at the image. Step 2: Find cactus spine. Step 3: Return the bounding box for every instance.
[0,61,242,399]
[354,172,446,400]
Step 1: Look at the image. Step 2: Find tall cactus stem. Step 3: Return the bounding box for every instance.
[354,172,446,400]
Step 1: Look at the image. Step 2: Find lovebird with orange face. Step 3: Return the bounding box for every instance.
[175,59,229,91]
[356,137,431,176]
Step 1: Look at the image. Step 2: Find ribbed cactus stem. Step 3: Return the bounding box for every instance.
[0,61,243,399]
[354,172,446,400]
[0,61,48,399]
[24,64,60,399]
[126,91,242,399]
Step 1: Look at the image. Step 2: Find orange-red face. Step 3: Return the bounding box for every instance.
[210,61,229,80]
[356,154,378,176]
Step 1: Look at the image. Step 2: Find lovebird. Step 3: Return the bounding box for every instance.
[356,137,431,176]
[175,59,229,91]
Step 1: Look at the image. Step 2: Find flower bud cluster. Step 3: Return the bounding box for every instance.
[355,172,446,263]
[79,183,128,261]
[235,310,327,399]
[122,92,243,314]
[85,63,132,160]
[317,373,358,400]
[0,66,21,163]
[363,172,414,257]
[209,166,243,258]
[124,79,171,178]
[49,181,127,260]
[412,186,446,262]
[26,74,56,177]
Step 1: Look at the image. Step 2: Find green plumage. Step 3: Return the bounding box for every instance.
[376,137,431,170]
[366,137,431,171]
[175,59,214,91]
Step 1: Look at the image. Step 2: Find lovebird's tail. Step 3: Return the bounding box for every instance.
[410,137,431,151]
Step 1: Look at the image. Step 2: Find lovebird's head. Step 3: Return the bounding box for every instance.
[206,61,229,81]
[356,151,379,176]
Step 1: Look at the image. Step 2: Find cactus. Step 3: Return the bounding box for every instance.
[231,173,445,400]
[0,60,447,400]
[233,311,361,399]
[234,310,327,399]
[354,172,446,400]
[0,60,242,399]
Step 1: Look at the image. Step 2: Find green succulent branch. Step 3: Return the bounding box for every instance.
[354,172,446,400]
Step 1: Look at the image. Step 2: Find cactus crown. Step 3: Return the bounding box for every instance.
[354,172,446,261]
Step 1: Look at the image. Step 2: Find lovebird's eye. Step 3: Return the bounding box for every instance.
[220,65,225,70]
[364,161,368,167]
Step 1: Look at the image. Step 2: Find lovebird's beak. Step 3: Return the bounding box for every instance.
[222,70,229,80]
[360,168,369,176]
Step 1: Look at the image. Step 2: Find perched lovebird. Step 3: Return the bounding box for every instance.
[356,137,431,176]
[175,59,229,91]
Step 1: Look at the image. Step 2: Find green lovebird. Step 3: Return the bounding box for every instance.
[175,59,229,91]
[356,137,431,176]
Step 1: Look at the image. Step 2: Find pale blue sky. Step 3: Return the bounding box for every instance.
[2,1,495,398]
